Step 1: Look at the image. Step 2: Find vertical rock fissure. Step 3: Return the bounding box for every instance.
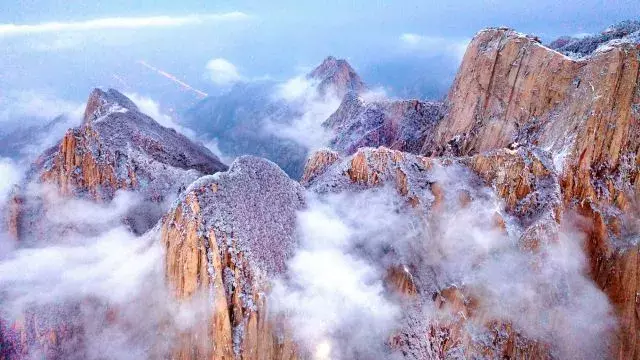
[504,44,528,124]
[482,34,505,114]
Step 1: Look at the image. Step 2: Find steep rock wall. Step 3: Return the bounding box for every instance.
[161,156,304,359]
[423,28,640,359]
[303,146,561,359]
[1,89,227,359]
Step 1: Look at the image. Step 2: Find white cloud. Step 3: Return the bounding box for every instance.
[0,91,84,159]
[202,138,233,164]
[573,32,593,39]
[125,93,191,134]
[0,157,22,204]
[265,76,387,151]
[263,75,341,150]
[399,33,422,45]
[0,12,249,37]
[0,91,83,126]
[0,183,211,358]
[0,91,85,158]
[272,164,615,358]
[271,191,403,359]
[205,58,243,86]
[359,87,388,103]
[277,75,316,101]
[399,33,470,61]
[29,33,86,51]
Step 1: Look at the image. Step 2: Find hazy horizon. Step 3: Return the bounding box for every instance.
[1,0,638,119]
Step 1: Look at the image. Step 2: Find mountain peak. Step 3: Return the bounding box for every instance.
[308,56,353,80]
[308,56,366,97]
[313,55,340,71]
[83,88,139,124]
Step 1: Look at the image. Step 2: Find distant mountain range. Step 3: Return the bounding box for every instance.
[183,55,448,178]
[182,56,366,178]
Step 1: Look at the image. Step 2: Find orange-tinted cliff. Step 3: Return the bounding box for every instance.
[308,56,367,98]
[1,89,227,359]
[302,146,563,359]
[422,28,640,359]
[161,156,304,360]
[7,88,226,240]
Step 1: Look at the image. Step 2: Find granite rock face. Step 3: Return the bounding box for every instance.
[307,56,367,98]
[161,25,640,359]
[161,156,304,360]
[1,89,227,359]
[8,88,226,240]
[45,88,226,201]
[422,28,579,157]
[324,92,443,155]
[422,26,640,359]
[302,146,563,359]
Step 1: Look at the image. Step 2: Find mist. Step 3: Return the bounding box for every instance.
[0,91,85,161]
[0,2,637,358]
[0,89,215,359]
[263,75,342,151]
[271,191,404,359]
[271,163,615,359]
[0,184,211,359]
[0,158,22,204]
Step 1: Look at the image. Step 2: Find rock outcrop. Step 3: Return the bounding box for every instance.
[308,56,367,98]
[8,88,226,240]
[42,88,226,202]
[285,28,640,355]
[422,28,578,157]
[422,26,640,359]
[324,92,443,155]
[303,146,564,359]
[161,156,304,360]
[305,145,560,250]
[204,24,638,360]
[549,20,640,58]
[1,89,227,359]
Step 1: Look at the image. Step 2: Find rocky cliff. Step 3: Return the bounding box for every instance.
[161,156,304,360]
[44,88,226,202]
[324,92,443,155]
[8,88,226,240]
[307,56,367,98]
[420,27,640,359]
[2,22,639,360]
[139,26,640,359]
[1,89,227,359]
[302,146,567,359]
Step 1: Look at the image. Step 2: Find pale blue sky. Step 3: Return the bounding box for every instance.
[0,0,638,109]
